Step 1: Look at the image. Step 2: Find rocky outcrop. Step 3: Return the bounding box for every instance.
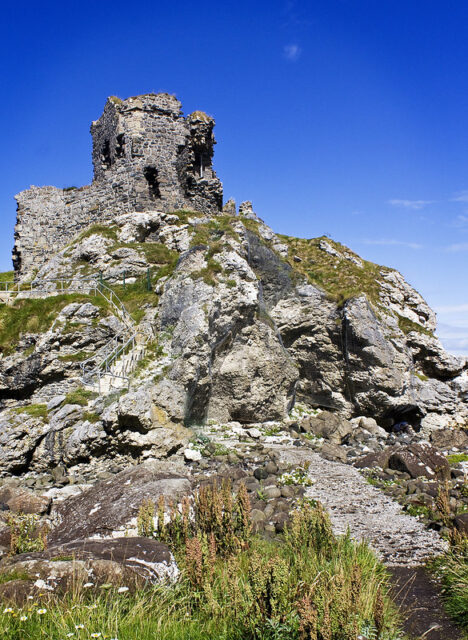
[48,464,190,544]
[0,128,466,476]
[0,537,178,603]
[0,207,466,476]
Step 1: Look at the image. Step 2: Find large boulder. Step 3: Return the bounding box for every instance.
[48,463,191,545]
[430,428,468,451]
[301,411,353,444]
[453,513,468,536]
[407,332,465,380]
[0,486,50,515]
[388,443,450,481]
[207,322,298,422]
[355,443,451,481]
[0,537,178,603]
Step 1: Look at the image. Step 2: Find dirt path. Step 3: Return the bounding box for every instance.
[277,447,445,566]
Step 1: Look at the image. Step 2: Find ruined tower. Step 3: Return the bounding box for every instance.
[13,93,223,277]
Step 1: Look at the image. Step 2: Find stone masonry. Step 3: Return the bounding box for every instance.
[13,94,223,278]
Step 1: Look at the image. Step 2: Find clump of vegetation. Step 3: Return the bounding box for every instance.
[430,534,468,630]
[204,442,231,457]
[138,480,251,555]
[278,465,313,487]
[63,388,98,407]
[111,276,159,323]
[396,314,433,337]
[5,512,47,555]
[75,224,119,243]
[448,453,468,465]
[134,340,166,376]
[189,110,213,122]
[11,404,49,422]
[413,371,429,382]
[278,235,388,308]
[82,411,101,424]
[58,351,90,362]
[0,570,32,585]
[137,242,179,268]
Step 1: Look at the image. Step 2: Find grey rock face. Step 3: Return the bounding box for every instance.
[301,411,353,444]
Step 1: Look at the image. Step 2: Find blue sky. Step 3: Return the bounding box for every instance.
[0,0,467,355]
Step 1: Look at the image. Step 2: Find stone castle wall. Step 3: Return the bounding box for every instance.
[13,94,223,277]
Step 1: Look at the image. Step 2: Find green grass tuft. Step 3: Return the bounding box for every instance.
[397,314,433,336]
[429,537,468,630]
[0,570,32,585]
[75,224,119,243]
[11,404,48,422]
[63,389,98,407]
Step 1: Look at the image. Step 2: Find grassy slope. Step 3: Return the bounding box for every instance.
[278,234,388,308]
[0,293,112,355]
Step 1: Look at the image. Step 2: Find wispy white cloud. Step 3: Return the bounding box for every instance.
[454,214,468,228]
[361,239,423,249]
[387,199,434,210]
[436,304,468,314]
[436,323,468,357]
[450,190,468,202]
[445,242,468,252]
[283,44,301,61]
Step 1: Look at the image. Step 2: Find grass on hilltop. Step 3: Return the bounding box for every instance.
[278,235,389,308]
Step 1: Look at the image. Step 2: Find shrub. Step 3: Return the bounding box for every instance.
[6,513,47,555]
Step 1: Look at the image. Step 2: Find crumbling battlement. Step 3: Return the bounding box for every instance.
[13,93,223,277]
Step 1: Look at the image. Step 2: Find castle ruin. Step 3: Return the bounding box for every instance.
[13,93,223,277]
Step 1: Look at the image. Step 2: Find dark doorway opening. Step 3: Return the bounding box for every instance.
[382,405,423,432]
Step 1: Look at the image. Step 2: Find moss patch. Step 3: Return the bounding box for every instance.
[397,314,433,336]
[447,453,468,465]
[0,570,32,584]
[11,404,48,422]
